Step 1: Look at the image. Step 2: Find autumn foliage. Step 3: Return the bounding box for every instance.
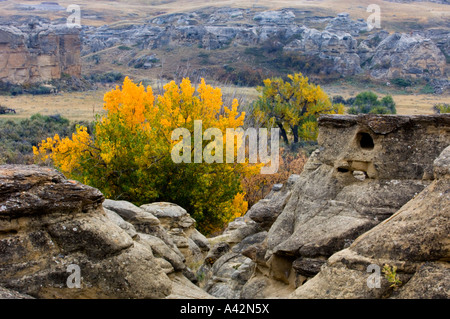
[250,73,344,145]
[34,77,255,234]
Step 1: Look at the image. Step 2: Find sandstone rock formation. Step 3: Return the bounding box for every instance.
[1,114,449,300]
[0,165,213,299]
[0,19,81,84]
[199,174,300,298]
[368,33,446,80]
[292,145,450,299]
[204,114,450,299]
[265,114,450,292]
[0,165,172,298]
[104,200,210,280]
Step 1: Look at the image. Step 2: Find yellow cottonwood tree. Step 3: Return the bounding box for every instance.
[251,73,344,145]
[34,77,253,234]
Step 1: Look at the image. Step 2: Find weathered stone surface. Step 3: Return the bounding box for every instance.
[141,202,195,230]
[0,165,172,299]
[166,272,215,299]
[103,208,138,239]
[103,199,161,229]
[202,172,302,298]
[368,33,447,80]
[137,233,186,272]
[247,175,299,229]
[325,13,369,36]
[79,10,448,84]
[140,202,209,267]
[265,115,449,288]
[0,286,34,299]
[291,145,450,299]
[205,242,231,266]
[0,21,81,84]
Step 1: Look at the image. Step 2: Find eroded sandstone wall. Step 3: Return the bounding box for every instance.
[0,23,81,84]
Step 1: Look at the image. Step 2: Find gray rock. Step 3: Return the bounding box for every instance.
[205,242,231,266]
[103,199,160,227]
[368,33,446,80]
[291,145,450,299]
[0,286,34,299]
[137,233,186,271]
[265,115,450,286]
[104,208,138,239]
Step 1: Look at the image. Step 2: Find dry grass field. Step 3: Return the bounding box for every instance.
[1,83,446,123]
[1,0,449,30]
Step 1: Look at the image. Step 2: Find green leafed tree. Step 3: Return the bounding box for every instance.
[251,73,344,145]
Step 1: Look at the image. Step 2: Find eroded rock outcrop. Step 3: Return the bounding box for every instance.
[104,200,211,279]
[80,9,448,86]
[264,115,450,290]
[292,145,450,299]
[368,33,447,80]
[0,20,81,84]
[199,175,300,299]
[0,165,172,299]
[205,114,449,299]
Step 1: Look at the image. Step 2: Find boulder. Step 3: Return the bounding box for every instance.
[103,208,138,239]
[0,20,81,84]
[0,165,172,299]
[139,202,209,268]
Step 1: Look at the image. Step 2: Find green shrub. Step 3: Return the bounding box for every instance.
[348,91,397,114]
[0,114,91,164]
[433,103,450,114]
[86,72,125,83]
[391,78,412,88]
[0,81,24,96]
[420,84,435,94]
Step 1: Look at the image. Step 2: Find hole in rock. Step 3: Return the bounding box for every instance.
[337,167,350,173]
[357,132,374,150]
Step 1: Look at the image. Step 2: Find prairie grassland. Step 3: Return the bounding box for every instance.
[0,83,446,123]
[0,90,107,122]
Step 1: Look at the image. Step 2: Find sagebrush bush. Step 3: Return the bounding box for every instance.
[0,114,91,164]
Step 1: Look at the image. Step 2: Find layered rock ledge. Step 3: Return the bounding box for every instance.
[203,114,449,299]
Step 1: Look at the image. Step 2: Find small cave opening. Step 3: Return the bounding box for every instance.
[357,132,375,150]
[337,167,350,173]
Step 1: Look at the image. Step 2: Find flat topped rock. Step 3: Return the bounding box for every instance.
[0,165,104,216]
[141,202,188,218]
[103,199,160,226]
[318,114,450,133]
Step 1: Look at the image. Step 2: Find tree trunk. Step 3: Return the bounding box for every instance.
[291,124,299,144]
[277,122,289,145]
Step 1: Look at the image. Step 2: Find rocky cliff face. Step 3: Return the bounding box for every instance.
[203,114,450,299]
[80,9,448,88]
[0,20,81,84]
